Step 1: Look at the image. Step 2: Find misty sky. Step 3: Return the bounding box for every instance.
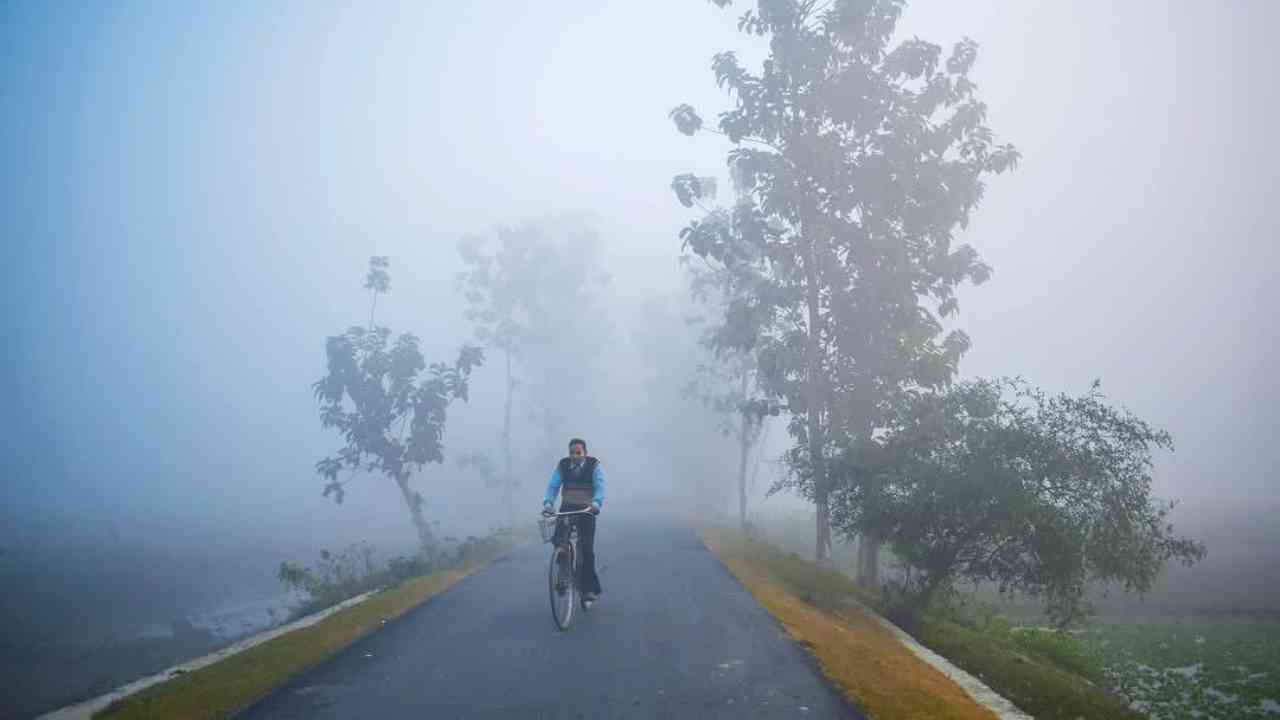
[2,0,1276,552]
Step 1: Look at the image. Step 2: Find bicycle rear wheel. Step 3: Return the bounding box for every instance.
[549,544,575,630]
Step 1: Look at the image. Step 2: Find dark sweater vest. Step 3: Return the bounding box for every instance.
[558,456,598,506]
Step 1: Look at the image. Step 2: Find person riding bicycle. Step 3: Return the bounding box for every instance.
[542,437,605,606]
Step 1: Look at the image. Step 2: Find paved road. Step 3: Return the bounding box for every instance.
[239,519,861,719]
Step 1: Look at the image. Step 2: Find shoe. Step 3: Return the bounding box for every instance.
[583,592,598,603]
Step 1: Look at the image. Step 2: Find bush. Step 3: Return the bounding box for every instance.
[387,554,435,584]
[277,542,396,618]
[277,526,535,619]
[832,379,1205,629]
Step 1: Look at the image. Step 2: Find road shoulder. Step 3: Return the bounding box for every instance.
[44,561,492,720]
[702,528,1018,720]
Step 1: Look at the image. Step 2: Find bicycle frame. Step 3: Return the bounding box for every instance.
[544,508,596,630]
[542,508,595,551]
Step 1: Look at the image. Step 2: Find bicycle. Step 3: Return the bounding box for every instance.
[539,507,596,631]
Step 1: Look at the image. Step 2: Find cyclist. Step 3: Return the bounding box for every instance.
[542,437,605,606]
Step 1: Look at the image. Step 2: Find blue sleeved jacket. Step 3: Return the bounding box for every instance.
[542,462,605,508]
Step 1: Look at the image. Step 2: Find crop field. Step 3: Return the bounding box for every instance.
[1086,622,1280,719]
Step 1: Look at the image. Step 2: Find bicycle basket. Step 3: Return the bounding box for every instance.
[538,516,557,544]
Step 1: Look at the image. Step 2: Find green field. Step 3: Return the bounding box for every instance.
[1085,622,1280,719]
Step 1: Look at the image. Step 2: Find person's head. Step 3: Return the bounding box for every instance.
[568,438,587,458]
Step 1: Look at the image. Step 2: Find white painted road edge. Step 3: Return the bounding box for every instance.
[37,590,379,720]
[853,600,1035,720]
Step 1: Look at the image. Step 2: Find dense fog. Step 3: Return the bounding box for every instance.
[1,1,1276,716]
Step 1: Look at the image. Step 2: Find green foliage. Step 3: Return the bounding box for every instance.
[937,598,1106,682]
[1087,623,1280,719]
[684,255,779,443]
[678,171,782,527]
[456,220,611,446]
[277,542,408,618]
[314,257,483,549]
[313,327,482,501]
[457,222,610,357]
[363,255,390,294]
[916,618,1143,720]
[1009,628,1104,683]
[685,362,780,436]
[672,0,1017,558]
[451,526,530,567]
[276,527,534,620]
[386,554,434,584]
[715,525,1139,719]
[669,104,703,136]
[831,378,1205,626]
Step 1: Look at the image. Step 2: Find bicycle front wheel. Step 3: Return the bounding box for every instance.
[549,544,575,630]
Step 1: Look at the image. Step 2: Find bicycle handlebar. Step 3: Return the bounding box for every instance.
[542,508,597,518]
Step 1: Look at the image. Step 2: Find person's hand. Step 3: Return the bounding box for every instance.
[589,503,601,515]
[542,505,555,517]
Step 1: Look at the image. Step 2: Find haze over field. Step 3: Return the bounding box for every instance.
[1,1,1277,714]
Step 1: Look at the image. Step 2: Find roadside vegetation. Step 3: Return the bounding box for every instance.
[914,617,1140,720]
[95,527,529,720]
[277,527,531,619]
[1086,622,1280,719]
[706,526,1145,720]
[703,527,998,720]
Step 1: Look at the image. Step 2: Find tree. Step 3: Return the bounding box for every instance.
[684,351,779,530]
[457,220,611,496]
[682,181,780,531]
[314,257,484,555]
[830,378,1206,628]
[456,233,529,526]
[671,0,1017,568]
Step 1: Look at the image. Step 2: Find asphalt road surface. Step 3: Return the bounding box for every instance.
[239,518,862,719]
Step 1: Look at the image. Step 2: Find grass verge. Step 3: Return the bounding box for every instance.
[746,512,1144,718]
[915,618,1142,720]
[94,567,477,719]
[703,528,997,720]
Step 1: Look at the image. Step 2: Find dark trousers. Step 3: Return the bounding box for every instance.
[553,504,602,595]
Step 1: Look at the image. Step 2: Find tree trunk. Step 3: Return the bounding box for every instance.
[737,373,751,532]
[858,536,881,588]
[803,232,831,563]
[503,349,515,527]
[815,495,831,562]
[395,472,434,555]
[850,417,881,586]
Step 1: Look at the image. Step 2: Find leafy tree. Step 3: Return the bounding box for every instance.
[682,179,780,530]
[364,255,390,328]
[830,378,1206,627]
[314,257,483,555]
[457,221,611,486]
[671,0,1017,569]
[457,232,529,525]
